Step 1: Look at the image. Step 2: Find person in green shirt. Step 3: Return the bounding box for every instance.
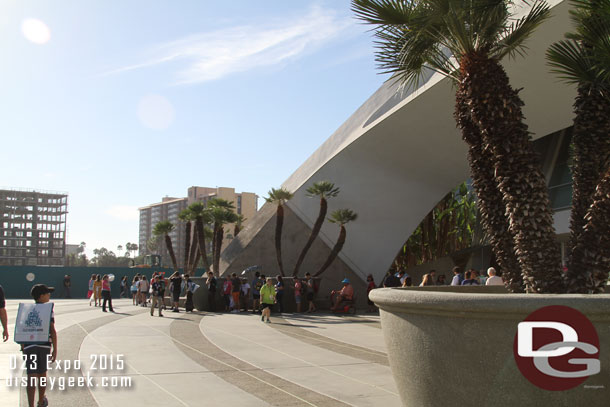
[259,277,276,323]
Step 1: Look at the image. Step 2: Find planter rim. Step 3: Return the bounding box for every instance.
[369,287,610,321]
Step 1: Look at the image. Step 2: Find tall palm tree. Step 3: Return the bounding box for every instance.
[292,181,340,277]
[547,0,610,292]
[234,214,246,237]
[353,0,562,293]
[178,208,194,272]
[265,187,294,276]
[188,202,212,273]
[208,206,238,276]
[314,209,358,277]
[574,168,610,292]
[153,220,178,271]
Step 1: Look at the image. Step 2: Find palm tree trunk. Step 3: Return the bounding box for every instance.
[211,222,219,272]
[571,168,610,293]
[165,234,178,271]
[187,232,198,276]
[460,53,562,293]
[293,197,327,277]
[567,84,610,291]
[195,219,211,273]
[454,97,523,292]
[275,204,286,276]
[184,221,192,272]
[214,227,224,276]
[313,225,346,277]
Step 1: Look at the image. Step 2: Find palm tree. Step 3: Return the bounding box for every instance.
[314,209,358,277]
[547,0,610,292]
[153,220,178,271]
[208,206,238,276]
[188,202,212,273]
[292,181,340,277]
[353,0,562,293]
[265,187,294,276]
[234,214,246,237]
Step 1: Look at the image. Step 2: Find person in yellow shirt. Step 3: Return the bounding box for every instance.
[259,278,276,323]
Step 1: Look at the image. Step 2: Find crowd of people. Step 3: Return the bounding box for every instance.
[381,266,506,288]
[129,271,198,316]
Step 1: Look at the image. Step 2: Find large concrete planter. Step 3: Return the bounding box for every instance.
[370,287,610,407]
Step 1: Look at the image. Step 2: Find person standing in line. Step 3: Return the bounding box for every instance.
[461,270,480,286]
[63,275,71,298]
[240,278,250,312]
[436,274,447,285]
[139,276,149,307]
[419,273,433,286]
[131,276,140,305]
[23,284,57,407]
[230,273,241,313]
[169,272,183,312]
[402,276,413,287]
[251,271,263,314]
[206,271,217,312]
[275,275,285,313]
[294,277,302,313]
[184,275,195,313]
[101,275,114,312]
[150,275,165,317]
[450,267,464,286]
[0,284,8,342]
[366,274,377,313]
[93,274,102,307]
[260,277,276,323]
[485,267,504,286]
[87,274,96,306]
[305,272,317,313]
[383,271,401,287]
[222,276,232,312]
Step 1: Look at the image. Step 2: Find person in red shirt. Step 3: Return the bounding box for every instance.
[222,278,233,312]
[331,278,354,311]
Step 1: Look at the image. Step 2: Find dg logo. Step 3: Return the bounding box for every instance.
[514,305,600,391]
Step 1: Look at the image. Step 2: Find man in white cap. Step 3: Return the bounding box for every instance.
[485,267,504,286]
[331,278,354,311]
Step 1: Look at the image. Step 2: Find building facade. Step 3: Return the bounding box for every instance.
[0,188,68,266]
[139,186,257,269]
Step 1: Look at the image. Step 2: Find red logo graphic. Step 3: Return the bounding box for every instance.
[513,305,600,391]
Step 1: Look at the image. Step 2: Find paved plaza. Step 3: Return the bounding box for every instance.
[1,299,399,406]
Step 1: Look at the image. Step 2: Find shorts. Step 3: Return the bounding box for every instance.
[87,290,93,298]
[307,293,314,301]
[261,303,274,310]
[172,291,181,302]
[295,295,301,304]
[23,345,51,375]
[232,292,240,304]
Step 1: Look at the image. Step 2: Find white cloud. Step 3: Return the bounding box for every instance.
[105,205,139,221]
[104,6,353,85]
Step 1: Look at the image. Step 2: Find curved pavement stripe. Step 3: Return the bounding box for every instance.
[200,314,401,407]
[170,313,350,407]
[268,316,388,366]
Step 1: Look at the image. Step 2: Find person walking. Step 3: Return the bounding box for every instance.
[87,274,96,306]
[150,275,165,317]
[0,284,8,342]
[206,271,217,312]
[131,276,140,305]
[260,277,276,323]
[275,275,285,313]
[169,272,183,312]
[101,274,114,312]
[184,275,195,313]
[139,276,149,307]
[93,274,102,307]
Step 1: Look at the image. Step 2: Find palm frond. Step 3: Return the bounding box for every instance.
[547,39,597,85]
[492,0,551,60]
[352,0,415,25]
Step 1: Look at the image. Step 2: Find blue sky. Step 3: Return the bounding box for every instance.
[1,0,385,257]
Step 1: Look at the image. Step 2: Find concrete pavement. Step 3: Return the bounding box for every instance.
[1,299,398,407]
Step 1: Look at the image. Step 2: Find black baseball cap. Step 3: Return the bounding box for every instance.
[31,284,55,299]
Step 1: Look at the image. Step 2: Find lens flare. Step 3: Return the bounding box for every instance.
[21,18,51,44]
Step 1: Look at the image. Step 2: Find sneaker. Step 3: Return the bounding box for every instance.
[37,397,48,407]
[159,314,164,317]
[261,315,264,322]
[266,319,271,323]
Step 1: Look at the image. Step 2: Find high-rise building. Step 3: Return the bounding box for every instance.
[0,188,68,266]
[139,187,257,268]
